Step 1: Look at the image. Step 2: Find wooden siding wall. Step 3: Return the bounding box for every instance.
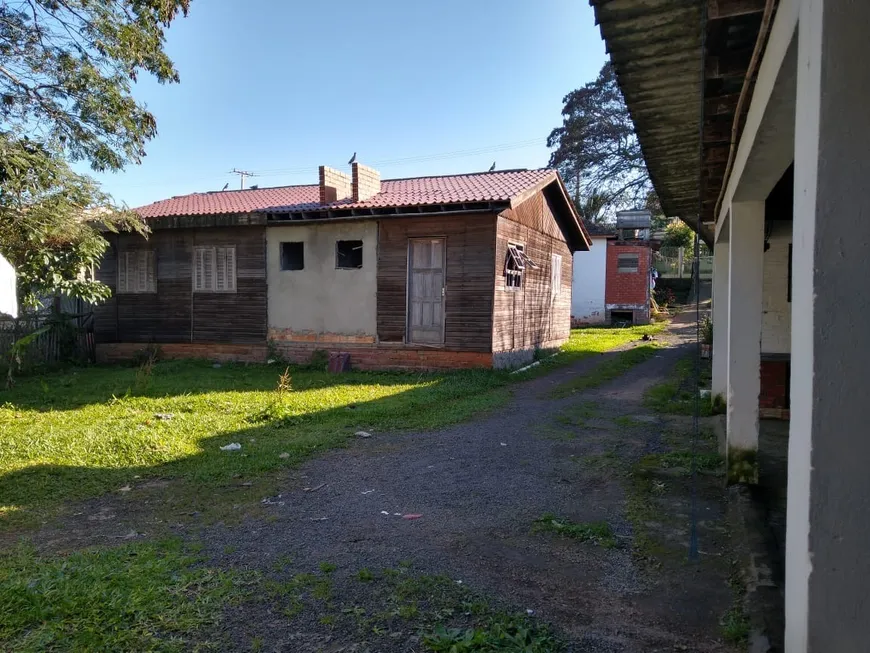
[493,194,573,352]
[377,214,496,352]
[94,227,267,344]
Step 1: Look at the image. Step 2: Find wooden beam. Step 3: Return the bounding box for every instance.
[707,0,767,20]
[704,92,741,115]
[705,48,754,78]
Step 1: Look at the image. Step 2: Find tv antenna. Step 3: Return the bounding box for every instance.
[228,168,256,190]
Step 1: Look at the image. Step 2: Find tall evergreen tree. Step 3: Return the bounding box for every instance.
[547,62,652,223]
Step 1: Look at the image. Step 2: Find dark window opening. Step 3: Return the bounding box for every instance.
[610,310,634,326]
[504,243,538,289]
[617,253,639,273]
[336,240,363,269]
[505,243,525,289]
[281,241,304,271]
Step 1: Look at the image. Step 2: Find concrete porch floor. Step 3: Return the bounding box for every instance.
[749,420,789,652]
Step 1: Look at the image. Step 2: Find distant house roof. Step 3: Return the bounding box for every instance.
[584,222,617,237]
[136,169,557,218]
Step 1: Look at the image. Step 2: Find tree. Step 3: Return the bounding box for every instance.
[0,0,189,307]
[661,219,695,250]
[0,135,144,307]
[547,62,651,222]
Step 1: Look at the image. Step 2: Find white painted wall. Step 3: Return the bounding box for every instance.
[761,222,792,354]
[267,222,378,335]
[571,236,608,323]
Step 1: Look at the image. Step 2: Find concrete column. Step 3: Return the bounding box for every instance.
[725,201,764,484]
[786,1,870,650]
[711,237,730,409]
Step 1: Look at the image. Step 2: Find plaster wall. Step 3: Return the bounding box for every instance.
[571,236,608,323]
[762,223,792,354]
[267,222,378,336]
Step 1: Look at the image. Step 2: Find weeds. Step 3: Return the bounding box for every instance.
[532,513,617,548]
[0,539,256,652]
[721,605,750,645]
[551,344,661,398]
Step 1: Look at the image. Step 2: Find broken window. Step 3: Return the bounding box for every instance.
[336,240,363,269]
[617,253,639,273]
[280,242,304,271]
[504,243,540,289]
[505,243,525,289]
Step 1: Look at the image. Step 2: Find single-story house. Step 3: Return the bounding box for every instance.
[94,165,591,370]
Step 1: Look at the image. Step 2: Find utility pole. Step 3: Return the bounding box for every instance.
[229,169,255,190]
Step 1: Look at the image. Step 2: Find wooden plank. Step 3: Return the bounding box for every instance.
[376,214,496,351]
[707,0,766,20]
[95,226,267,345]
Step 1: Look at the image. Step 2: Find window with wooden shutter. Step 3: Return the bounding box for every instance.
[551,253,562,297]
[117,250,155,293]
[193,246,236,292]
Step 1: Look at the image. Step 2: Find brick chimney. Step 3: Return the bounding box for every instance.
[352,162,381,202]
[319,166,352,204]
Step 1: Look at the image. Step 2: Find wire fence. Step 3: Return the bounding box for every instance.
[0,298,96,375]
[654,246,713,280]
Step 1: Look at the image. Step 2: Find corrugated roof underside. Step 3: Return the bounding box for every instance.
[592,0,704,234]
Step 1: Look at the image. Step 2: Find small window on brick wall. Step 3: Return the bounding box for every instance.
[193,246,236,292]
[617,253,639,273]
[280,242,304,271]
[336,240,363,269]
[118,250,155,293]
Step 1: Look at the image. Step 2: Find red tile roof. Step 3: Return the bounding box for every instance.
[135,169,557,218]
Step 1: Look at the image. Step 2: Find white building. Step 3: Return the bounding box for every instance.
[570,224,612,325]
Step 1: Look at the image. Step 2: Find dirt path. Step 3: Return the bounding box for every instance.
[192,320,736,652]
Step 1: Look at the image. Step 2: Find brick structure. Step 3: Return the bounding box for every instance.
[759,357,790,419]
[351,162,381,202]
[604,241,651,324]
[96,342,268,364]
[318,166,352,204]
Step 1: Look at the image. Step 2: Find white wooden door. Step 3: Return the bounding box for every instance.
[407,238,445,344]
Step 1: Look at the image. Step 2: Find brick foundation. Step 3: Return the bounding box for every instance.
[96,342,268,364]
[271,339,492,371]
[98,338,496,371]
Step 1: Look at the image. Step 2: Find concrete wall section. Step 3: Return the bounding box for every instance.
[267,222,378,337]
[571,236,608,324]
[726,201,764,484]
[787,1,870,651]
[761,222,792,354]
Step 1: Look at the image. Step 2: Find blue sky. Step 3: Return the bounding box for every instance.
[90,0,606,208]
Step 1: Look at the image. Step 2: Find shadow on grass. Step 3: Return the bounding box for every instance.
[0,367,514,527]
[0,325,670,530]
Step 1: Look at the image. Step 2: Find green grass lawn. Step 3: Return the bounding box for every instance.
[0,324,666,529]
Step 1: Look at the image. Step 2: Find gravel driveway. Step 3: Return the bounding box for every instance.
[198,320,738,652]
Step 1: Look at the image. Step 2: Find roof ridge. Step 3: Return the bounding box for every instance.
[154,168,550,201]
